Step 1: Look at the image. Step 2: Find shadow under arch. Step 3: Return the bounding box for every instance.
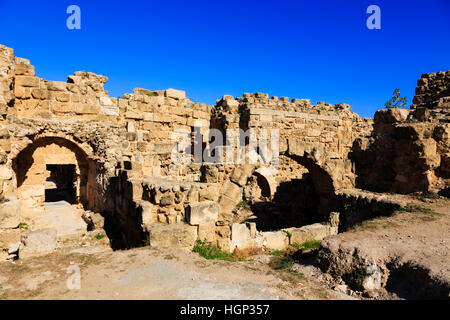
[286,154,338,220]
[249,153,338,231]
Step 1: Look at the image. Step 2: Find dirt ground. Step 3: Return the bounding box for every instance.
[0,244,355,300]
[0,195,448,300]
[318,195,450,299]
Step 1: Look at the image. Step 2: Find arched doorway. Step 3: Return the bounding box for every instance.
[247,154,337,231]
[13,137,91,215]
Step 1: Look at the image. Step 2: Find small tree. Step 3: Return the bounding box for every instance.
[384,88,407,109]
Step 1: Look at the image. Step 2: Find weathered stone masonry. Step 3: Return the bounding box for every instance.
[1,44,449,257]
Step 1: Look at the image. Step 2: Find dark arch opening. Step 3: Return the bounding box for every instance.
[12,136,91,208]
[248,154,337,231]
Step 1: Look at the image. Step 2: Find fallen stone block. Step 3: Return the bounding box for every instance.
[262,231,289,250]
[283,223,333,246]
[0,228,21,251]
[8,241,20,254]
[0,198,20,229]
[20,229,57,258]
[230,164,254,187]
[149,223,197,248]
[186,201,219,226]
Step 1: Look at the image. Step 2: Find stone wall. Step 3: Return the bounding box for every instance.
[352,71,450,194]
[411,71,450,121]
[1,43,450,256]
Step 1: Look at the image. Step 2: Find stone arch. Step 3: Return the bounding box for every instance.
[254,167,277,198]
[283,144,338,219]
[12,136,92,214]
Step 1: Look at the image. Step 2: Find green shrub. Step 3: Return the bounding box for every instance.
[282,230,292,240]
[398,204,433,214]
[419,191,439,199]
[384,88,407,109]
[192,240,236,262]
[269,255,294,270]
[300,240,321,251]
[269,249,285,256]
[18,222,28,229]
[94,233,105,240]
[236,200,251,210]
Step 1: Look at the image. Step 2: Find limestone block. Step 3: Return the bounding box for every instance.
[362,264,382,291]
[231,223,251,242]
[221,180,242,200]
[218,196,237,215]
[165,88,186,100]
[218,238,231,251]
[248,222,257,238]
[99,96,114,106]
[100,105,119,116]
[13,86,29,99]
[187,188,199,203]
[15,63,35,76]
[20,229,57,258]
[0,227,21,250]
[159,192,175,206]
[374,108,409,123]
[198,222,216,243]
[223,99,239,108]
[259,114,272,122]
[126,121,136,133]
[254,167,277,196]
[230,164,254,187]
[15,76,39,87]
[31,88,49,100]
[283,223,332,245]
[8,241,20,254]
[19,184,45,200]
[222,95,234,101]
[125,110,144,120]
[433,125,450,142]
[153,143,176,155]
[47,81,67,91]
[0,165,12,180]
[149,223,197,248]
[199,184,220,202]
[186,201,219,225]
[262,231,289,250]
[54,92,70,102]
[0,199,20,229]
[203,166,219,183]
[329,212,340,234]
[230,237,263,252]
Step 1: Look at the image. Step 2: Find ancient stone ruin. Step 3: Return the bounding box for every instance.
[1,44,449,261]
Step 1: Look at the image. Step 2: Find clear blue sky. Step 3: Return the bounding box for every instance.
[0,0,449,117]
